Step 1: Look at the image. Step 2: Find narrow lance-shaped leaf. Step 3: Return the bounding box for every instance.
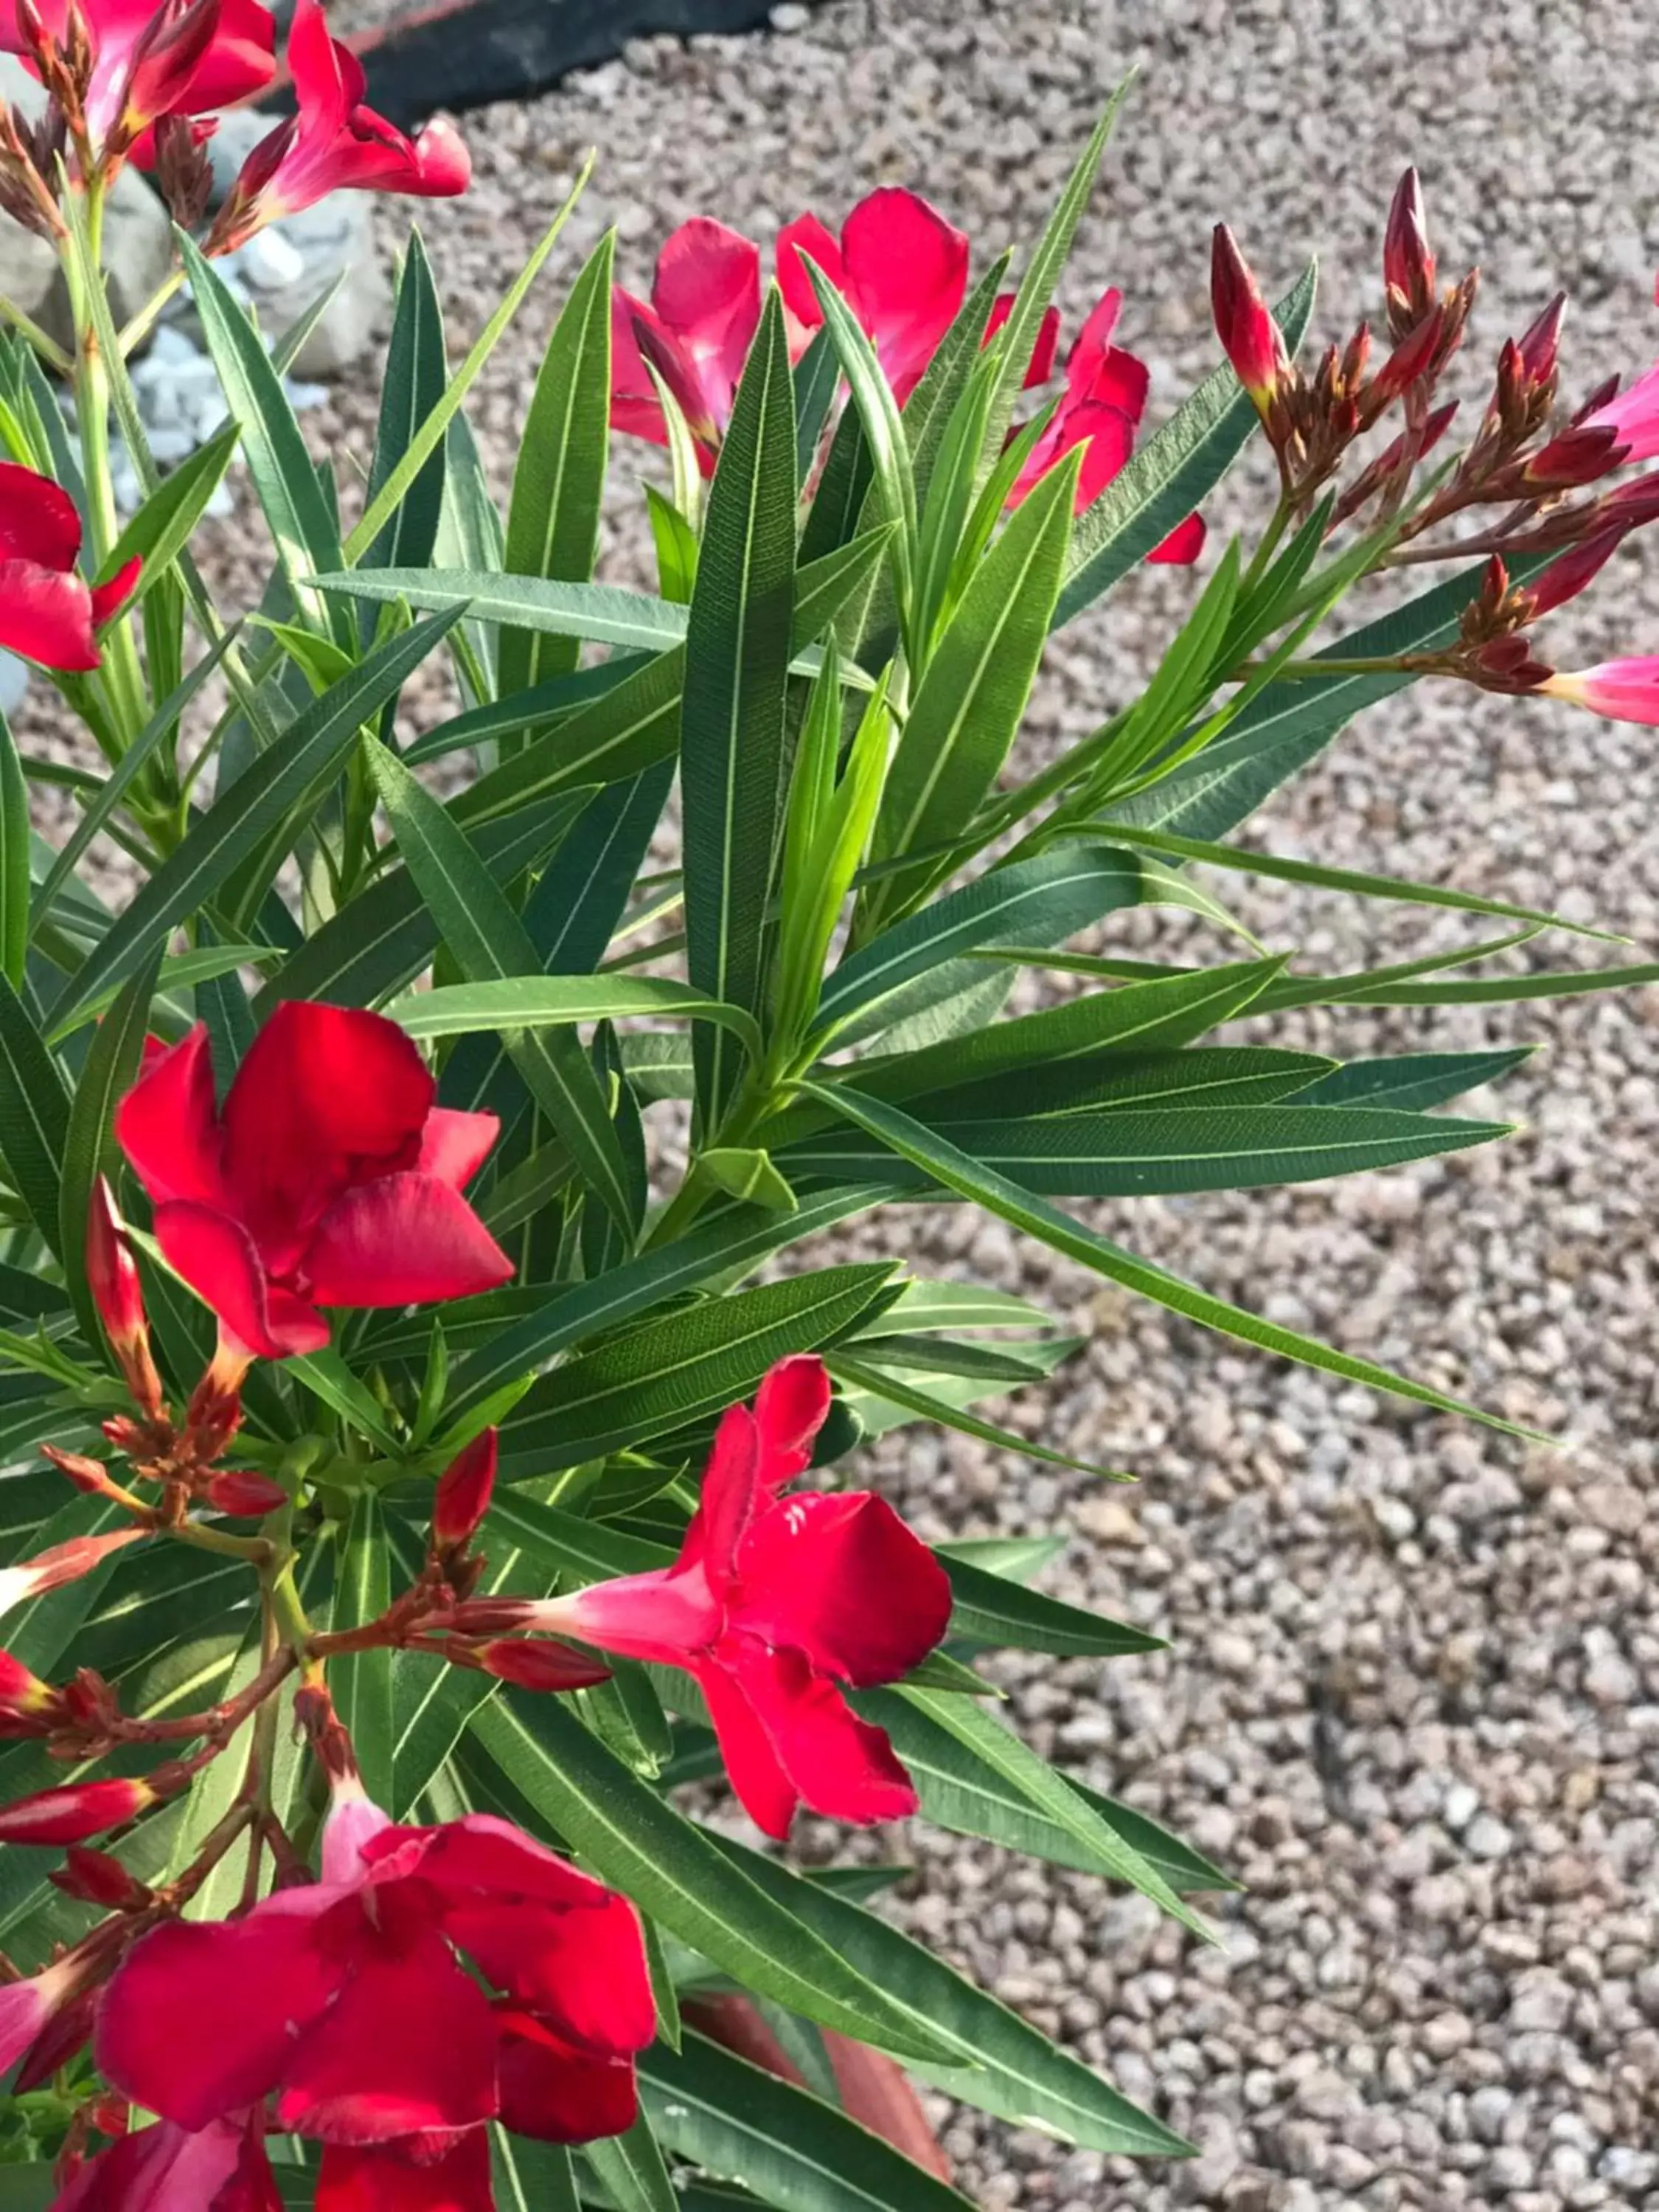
[0,710,26,989]
[360,229,450,584]
[498,230,614,709]
[365,740,636,1231]
[59,953,161,1348]
[0,975,71,1255]
[681,288,799,1128]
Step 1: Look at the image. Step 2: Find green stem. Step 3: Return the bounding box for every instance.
[1240,497,1292,594]
[116,266,186,358]
[68,179,147,747]
[0,291,72,375]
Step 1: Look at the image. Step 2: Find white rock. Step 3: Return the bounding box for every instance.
[0,653,27,718]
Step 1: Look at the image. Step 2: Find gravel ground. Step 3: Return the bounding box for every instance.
[20,1,1659,2206]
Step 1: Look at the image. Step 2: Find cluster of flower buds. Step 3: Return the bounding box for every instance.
[1211,170,1475,512]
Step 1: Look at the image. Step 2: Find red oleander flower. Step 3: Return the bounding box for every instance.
[94,1795,654,2180]
[52,2115,274,2211]
[1542,657,1659,726]
[0,462,141,673]
[507,1357,953,1840]
[206,0,468,255]
[115,1002,512,1361]
[1,0,276,160]
[1210,223,1291,411]
[777,187,970,404]
[987,288,1206,560]
[609,217,763,471]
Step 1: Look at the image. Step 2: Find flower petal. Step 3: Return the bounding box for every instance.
[222,1001,435,1266]
[0,563,99,672]
[840,187,969,403]
[178,0,279,111]
[115,1022,223,1208]
[274,1928,498,2144]
[728,1639,919,1827]
[315,2132,493,2212]
[416,1107,499,1190]
[698,1654,799,1840]
[94,1914,345,2130]
[441,1892,653,2056]
[1148,512,1208,565]
[300,1171,513,1309]
[382,1812,614,1913]
[650,216,762,433]
[775,211,844,349]
[753,1353,832,1486]
[53,2118,247,2212]
[90,556,143,628]
[153,1200,330,1359]
[0,459,80,570]
[684,1402,759,1590]
[983,293,1059,387]
[733,1490,952,1684]
[496,2008,640,2146]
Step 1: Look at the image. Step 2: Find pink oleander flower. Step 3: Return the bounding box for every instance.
[1541,657,1659,726]
[987,288,1206,560]
[0,462,141,673]
[776,187,970,404]
[206,0,468,255]
[0,1958,83,2077]
[2,0,276,162]
[489,1356,953,1840]
[610,216,762,470]
[1210,223,1291,411]
[115,1002,512,1362]
[1588,359,1659,466]
[94,1791,655,2183]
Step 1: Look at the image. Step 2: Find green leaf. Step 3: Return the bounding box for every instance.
[1057,265,1318,627]
[467,1689,967,2063]
[839,955,1285,1105]
[799,1079,1542,1437]
[319,568,688,653]
[872,456,1077,911]
[493,2130,580,2212]
[386,975,761,1060]
[641,2034,973,2212]
[176,232,347,640]
[0,975,70,1253]
[803,265,916,633]
[584,2113,676,2212]
[365,740,635,1229]
[361,229,449,579]
[702,1835,1188,2157]
[332,1491,394,1809]
[344,166,592,563]
[99,422,241,616]
[681,289,798,1126]
[789,1099,1508,1197]
[694,1146,797,1212]
[495,1263,900,1474]
[446,1186,887,1414]
[1296,1048,1531,1111]
[59,953,159,1344]
[828,1353,1128,1484]
[941,1550,1161,1658]
[0,710,27,989]
[287,1347,402,1451]
[818,845,1151,1043]
[499,232,614,702]
[49,609,462,1034]
[1307,959,1659,1007]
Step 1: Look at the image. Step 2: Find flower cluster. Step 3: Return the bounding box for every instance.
[0,0,466,258]
[1211,173,1659,723]
[608,185,1204,557]
[0,1004,953,2205]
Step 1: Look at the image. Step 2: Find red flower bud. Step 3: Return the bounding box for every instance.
[461,1638,612,1692]
[0,1650,60,1734]
[431,1429,496,1559]
[1524,423,1627,490]
[1210,224,1290,411]
[0,1528,147,1618]
[200,1470,288,1518]
[41,1442,132,1503]
[1517,291,1566,386]
[1371,302,1445,402]
[14,1986,99,2093]
[1527,526,1627,619]
[48,1844,152,1909]
[0,1775,157,1846]
[1383,168,1437,329]
[86,1179,166,1421]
